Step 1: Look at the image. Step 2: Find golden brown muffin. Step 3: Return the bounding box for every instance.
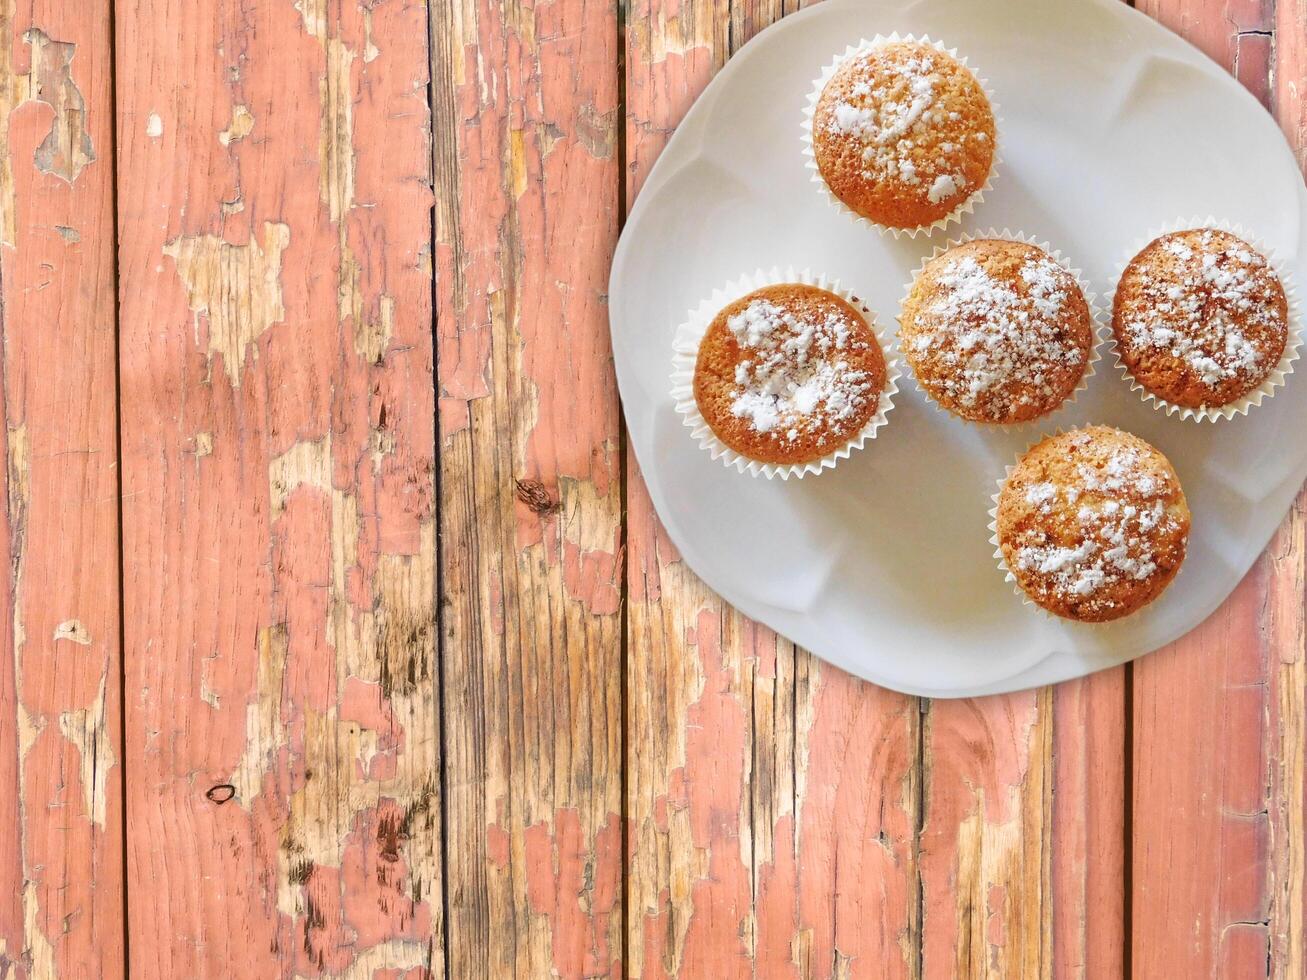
[812,40,995,229]
[996,427,1190,622]
[1113,228,1289,410]
[693,283,886,465]
[899,239,1094,423]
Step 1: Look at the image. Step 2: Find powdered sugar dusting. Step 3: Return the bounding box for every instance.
[821,44,983,205]
[908,246,1088,420]
[927,173,963,204]
[1005,431,1186,617]
[1119,229,1286,399]
[725,297,877,442]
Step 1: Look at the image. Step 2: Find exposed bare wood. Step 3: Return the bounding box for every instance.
[431,0,624,974]
[0,0,1294,977]
[0,1,122,977]
[625,3,920,978]
[117,0,441,975]
[1130,3,1302,976]
[1269,7,1307,977]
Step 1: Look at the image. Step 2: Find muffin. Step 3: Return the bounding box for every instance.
[995,426,1190,622]
[1112,228,1290,412]
[810,39,996,230]
[900,238,1095,423]
[692,283,888,466]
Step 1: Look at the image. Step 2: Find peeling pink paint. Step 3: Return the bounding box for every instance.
[524,809,622,980]
[561,540,621,616]
[625,469,682,604]
[640,609,753,979]
[752,813,800,979]
[794,665,917,980]
[486,824,510,870]
[343,802,434,949]
[340,678,401,781]
[625,37,716,202]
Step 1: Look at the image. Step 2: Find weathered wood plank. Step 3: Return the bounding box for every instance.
[920,692,1053,980]
[117,0,440,975]
[1279,0,1307,172]
[1129,2,1302,976]
[1132,570,1271,978]
[625,4,921,978]
[1050,671,1126,980]
[1267,495,1305,978]
[1268,6,1307,965]
[431,0,625,975]
[0,1,122,977]
[919,672,1124,980]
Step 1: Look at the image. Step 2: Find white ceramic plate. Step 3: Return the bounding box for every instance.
[609,0,1307,697]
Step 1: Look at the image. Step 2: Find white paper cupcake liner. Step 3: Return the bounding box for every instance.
[670,267,901,480]
[1105,216,1301,422]
[896,229,1105,430]
[986,429,1186,626]
[801,33,1002,240]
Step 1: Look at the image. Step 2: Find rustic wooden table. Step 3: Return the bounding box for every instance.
[0,0,1303,977]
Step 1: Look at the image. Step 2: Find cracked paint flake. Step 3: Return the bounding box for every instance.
[554,476,621,616]
[265,433,440,948]
[8,421,29,689]
[146,112,163,137]
[361,6,380,63]
[163,221,290,387]
[291,937,430,980]
[0,18,99,244]
[368,428,395,474]
[22,29,96,182]
[199,652,221,710]
[22,881,55,979]
[294,0,328,40]
[293,1,399,375]
[53,618,91,644]
[523,809,622,979]
[57,675,115,827]
[354,294,394,364]
[229,624,289,808]
[218,104,254,145]
[318,37,355,224]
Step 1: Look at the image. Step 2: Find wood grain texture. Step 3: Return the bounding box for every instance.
[1279,0,1307,171]
[1267,7,1307,962]
[431,0,624,975]
[1267,491,1305,979]
[1132,568,1272,979]
[0,0,1295,976]
[919,672,1124,980]
[1130,2,1306,977]
[117,0,440,976]
[625,3,921,978]
[0,1,122,978]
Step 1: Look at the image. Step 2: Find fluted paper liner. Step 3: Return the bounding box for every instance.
[1105,217,1301,422]
[801,33,1002,239]
[986,429,1187,625]
[670,267,901,479]
[896,229,1105,429]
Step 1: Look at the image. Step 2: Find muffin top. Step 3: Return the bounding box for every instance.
[693,283,886,465]
[1112,228,1289,409]
[900,239,1095,423]
[996,426,1190,622]
[812,40,995,229]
